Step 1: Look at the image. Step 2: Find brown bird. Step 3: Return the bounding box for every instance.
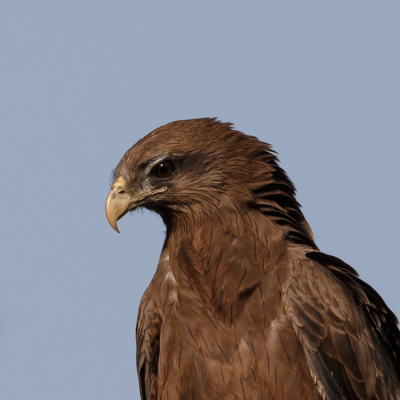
[105,118,400,400]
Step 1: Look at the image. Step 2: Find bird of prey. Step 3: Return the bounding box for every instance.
[105,118,400,400]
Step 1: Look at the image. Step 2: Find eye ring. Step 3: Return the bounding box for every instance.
[152,160,175,178]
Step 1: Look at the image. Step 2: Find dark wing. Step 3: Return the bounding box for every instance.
[136,288,161,400]
[307,252,400,377]
[283,251,400,400]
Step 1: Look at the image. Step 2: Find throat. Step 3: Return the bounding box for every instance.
[165,210,288,314]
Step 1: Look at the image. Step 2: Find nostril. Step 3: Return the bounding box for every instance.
[118,190,126,194]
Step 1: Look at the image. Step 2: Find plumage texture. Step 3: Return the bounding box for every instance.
[109,118,400,400]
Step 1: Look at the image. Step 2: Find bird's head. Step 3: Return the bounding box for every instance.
[105,118,315,248]
[105,118,253,232]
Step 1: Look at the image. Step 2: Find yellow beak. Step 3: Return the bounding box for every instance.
[105,176,167,233]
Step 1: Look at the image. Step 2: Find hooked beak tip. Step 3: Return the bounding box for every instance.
[105,177,130,233]
[105,175,168,233]
[109,219,120,234]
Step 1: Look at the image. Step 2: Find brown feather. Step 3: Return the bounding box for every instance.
[109,118,400,399]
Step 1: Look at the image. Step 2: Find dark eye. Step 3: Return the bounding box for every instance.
[152,160,174,178]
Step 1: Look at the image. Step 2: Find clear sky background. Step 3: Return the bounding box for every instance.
[1,2,399,399]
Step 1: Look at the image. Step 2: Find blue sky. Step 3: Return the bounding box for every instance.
[1,2,399,399]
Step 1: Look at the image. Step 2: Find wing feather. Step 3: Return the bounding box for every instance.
[283,251,400,400]
[136,289,161,400]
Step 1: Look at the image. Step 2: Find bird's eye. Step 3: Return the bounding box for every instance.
[152,160,174,178]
